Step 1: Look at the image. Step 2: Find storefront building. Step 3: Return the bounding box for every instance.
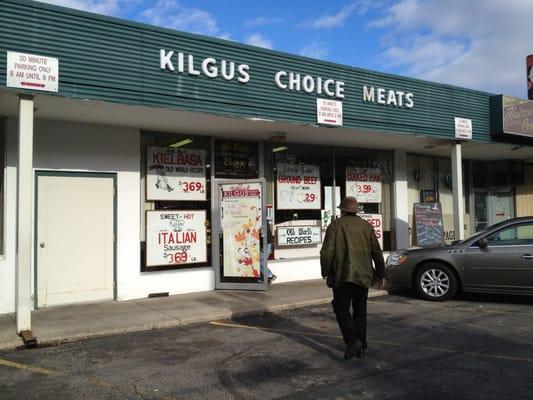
[2,0,533,333]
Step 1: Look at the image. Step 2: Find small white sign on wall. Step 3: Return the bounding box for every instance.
[317,98,343,126]
[277,226,322,247]
[454,117,472,140]
[6,51,59,92]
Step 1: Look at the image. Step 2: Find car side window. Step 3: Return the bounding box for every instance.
[486,223,533,246]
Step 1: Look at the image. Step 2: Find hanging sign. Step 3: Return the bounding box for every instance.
[454,117,472,140]
[220,183,262,278]
[6,51,59,92]
[316,98,343,126]
[359,213,383,249]
[146,146,206,201]
[277,163,321,210]
[346,167,382,203]
[146,210,207,267]
[277,226,322,247]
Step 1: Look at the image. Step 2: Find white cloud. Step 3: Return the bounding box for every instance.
[37,0,122,15]
[140,0,219,36]
[299,42,329,60]
[371,0,533,97]
[245,33,273,49]
[300,2,358,29]
[245,16,282,28]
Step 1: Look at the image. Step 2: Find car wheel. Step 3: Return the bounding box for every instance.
[415,263,457,301]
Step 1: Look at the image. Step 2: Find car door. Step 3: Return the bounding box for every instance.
[464,222,533,293]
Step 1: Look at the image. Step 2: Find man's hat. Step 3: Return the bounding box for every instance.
[338,196,359,213]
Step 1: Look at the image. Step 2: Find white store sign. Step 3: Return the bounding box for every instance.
[146,146,206,201]
[146,210,207,267]
[6,51,59,92]
[277,163,321,210]
[346,167,382,203]
[317,98,343,126]
[277,226,322,247]
[359,213,383,249]
[454,117,472,140]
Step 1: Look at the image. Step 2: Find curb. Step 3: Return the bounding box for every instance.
[0,290,388,351]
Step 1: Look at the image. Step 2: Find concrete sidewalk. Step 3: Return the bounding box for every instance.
[0,280,386,351]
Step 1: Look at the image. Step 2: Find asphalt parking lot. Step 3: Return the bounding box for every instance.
[1,292,532,400]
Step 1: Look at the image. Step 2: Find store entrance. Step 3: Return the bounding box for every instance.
[474,190,514,232]
[214,179,268,291]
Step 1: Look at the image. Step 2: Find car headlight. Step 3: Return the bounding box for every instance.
[386,253,407,267]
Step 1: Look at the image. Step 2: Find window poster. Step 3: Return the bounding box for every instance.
[346,167,382,203]
[220,183,262,278]
[276,163,321,210]
[146,146,206,201]
[146,210,207,267]
[359,213,383,249]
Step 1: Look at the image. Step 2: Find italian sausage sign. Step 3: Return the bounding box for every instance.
[146,210,207,267]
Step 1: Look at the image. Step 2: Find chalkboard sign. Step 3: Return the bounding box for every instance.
[413,203,445,247]
[214,140,258,179]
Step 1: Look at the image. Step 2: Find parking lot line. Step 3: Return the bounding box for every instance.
[0,357,178,400]
[211,320,533,364]
[0,358,62,376]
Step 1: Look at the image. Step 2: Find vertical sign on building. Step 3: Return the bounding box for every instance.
[316,98,343,126]
[526,54,533,100]
[6,51,59,92]
[454,117,472,140]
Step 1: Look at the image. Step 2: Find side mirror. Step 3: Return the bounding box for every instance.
[478,238,488,249]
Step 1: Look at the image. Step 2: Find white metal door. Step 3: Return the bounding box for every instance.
[36,173,115,308]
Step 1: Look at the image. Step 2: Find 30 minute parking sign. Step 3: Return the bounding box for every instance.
[6,51,59,92]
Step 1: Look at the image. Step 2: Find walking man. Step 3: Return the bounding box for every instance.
[320,196,385,360]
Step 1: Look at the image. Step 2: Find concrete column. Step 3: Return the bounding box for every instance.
[451,142,465,240]
[393,150,410,250]
[16,95,34,333]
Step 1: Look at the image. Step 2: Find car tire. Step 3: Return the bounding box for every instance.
[415,262,457,301]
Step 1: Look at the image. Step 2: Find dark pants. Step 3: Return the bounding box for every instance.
[332,283,368,347]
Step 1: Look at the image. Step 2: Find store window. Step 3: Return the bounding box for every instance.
[141,132,211,271]
[214,139,259,179]
[335,148,393,251]
[407,154,469,245]
[265,143,393,260]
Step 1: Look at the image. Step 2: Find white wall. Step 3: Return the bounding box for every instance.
[0,118,218,315]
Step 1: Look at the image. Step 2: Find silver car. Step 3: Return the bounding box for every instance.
[385,217,533,301]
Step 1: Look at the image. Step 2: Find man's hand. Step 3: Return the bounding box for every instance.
[372,278,384,290]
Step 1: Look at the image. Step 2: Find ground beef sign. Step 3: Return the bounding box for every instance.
[276,163,321,210]
[146,146,206,201]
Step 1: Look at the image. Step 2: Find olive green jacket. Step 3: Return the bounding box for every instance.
[320,214,385,289]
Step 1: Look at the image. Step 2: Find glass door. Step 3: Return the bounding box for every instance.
[474,191,514,232]
[214,179,268,290]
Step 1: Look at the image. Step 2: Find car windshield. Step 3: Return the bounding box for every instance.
[456,219,519,245]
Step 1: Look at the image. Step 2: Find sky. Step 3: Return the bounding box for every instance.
[38,0,533,98]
